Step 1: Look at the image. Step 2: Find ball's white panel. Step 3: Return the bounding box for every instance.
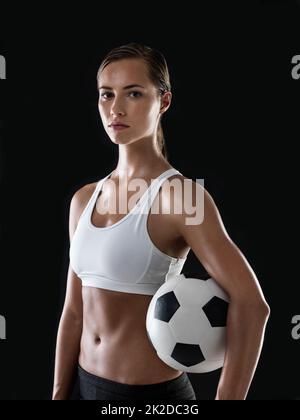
[174,278,214,307]
[169,307,211,342]
[146,298,156,331]
[200,327,227,361]
[190,358,224,373]
[148,319,176,355]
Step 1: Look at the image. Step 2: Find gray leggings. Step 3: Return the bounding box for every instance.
[78,365,196,400]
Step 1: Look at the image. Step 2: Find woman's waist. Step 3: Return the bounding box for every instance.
[79,326,182,384]
[80,322,153,354]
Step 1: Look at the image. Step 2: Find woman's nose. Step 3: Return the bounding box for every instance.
[111,98,125,116]
[111,110,125,116]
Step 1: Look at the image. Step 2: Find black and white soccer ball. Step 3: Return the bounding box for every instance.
[146,272,230,373]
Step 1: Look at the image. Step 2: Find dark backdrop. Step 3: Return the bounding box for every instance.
[0,1,299,400]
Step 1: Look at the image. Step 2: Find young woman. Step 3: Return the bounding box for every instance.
[52,43,270,400]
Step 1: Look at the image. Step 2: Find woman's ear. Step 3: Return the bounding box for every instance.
[160,91,172,114]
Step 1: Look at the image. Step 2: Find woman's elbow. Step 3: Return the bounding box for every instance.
[260,300,271,318]
[252,291,271,318]
[248,297,271,319]
[231,294,271,319]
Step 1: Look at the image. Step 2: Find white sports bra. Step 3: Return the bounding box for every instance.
[69,168,188,295]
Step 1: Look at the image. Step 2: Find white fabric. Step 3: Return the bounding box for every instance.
[69,168,187,295]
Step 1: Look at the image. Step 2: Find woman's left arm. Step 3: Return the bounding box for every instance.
[172,179,271,400]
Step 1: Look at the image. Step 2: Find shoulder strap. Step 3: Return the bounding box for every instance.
[139,168,181,214]
[78,171,113,223]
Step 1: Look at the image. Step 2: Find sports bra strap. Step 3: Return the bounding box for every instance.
[139,168,181,214]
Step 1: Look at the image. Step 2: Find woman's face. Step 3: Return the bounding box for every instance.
[97,58,170,145]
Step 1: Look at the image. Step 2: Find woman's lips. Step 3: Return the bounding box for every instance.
[110,125,129,131]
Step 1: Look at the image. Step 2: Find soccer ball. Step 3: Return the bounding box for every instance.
[146,272,230,373]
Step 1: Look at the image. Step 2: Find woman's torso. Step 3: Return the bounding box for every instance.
[77,166,190,384]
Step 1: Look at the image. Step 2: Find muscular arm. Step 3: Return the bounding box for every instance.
[52,266,83,400]
[52,183,94,400]
[172,178,270,400]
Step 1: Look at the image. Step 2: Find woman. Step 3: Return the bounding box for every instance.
[52,43,270,400]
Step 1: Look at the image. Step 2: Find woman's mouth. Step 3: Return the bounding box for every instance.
[110,124,130,131]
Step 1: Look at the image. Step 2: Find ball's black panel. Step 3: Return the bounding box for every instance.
[154,291,180,322]
[171,343,205,367]
[183,272,209,281]
[203,296,229,327]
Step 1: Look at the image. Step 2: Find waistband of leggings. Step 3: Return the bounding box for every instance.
[78,364,189,392]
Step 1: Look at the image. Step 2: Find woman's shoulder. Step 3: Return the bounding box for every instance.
[71,172,110,204]
[72,181,98,207]
[69,173,109,222]
[160,170,208,216]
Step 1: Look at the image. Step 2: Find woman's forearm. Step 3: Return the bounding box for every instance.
[52,311,83,400]
[215,300,270,400]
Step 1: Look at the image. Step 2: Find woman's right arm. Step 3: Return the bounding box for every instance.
[52,265,83,400]
[52,184,94,400]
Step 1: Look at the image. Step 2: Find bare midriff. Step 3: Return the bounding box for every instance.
[78,286,183,385]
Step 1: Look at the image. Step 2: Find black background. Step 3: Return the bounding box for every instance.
[0,0,299,400]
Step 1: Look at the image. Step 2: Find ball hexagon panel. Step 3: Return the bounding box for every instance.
[147,318,176,355]
[174,277,215,308]
[169,306,211,343]
[200,327,227,362]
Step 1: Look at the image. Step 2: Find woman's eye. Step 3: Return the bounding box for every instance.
[100,91,142,100]
[100,92,113,99]
[129,91,142,98]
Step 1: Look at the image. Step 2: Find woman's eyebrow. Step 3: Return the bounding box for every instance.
[98,84,146,90]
